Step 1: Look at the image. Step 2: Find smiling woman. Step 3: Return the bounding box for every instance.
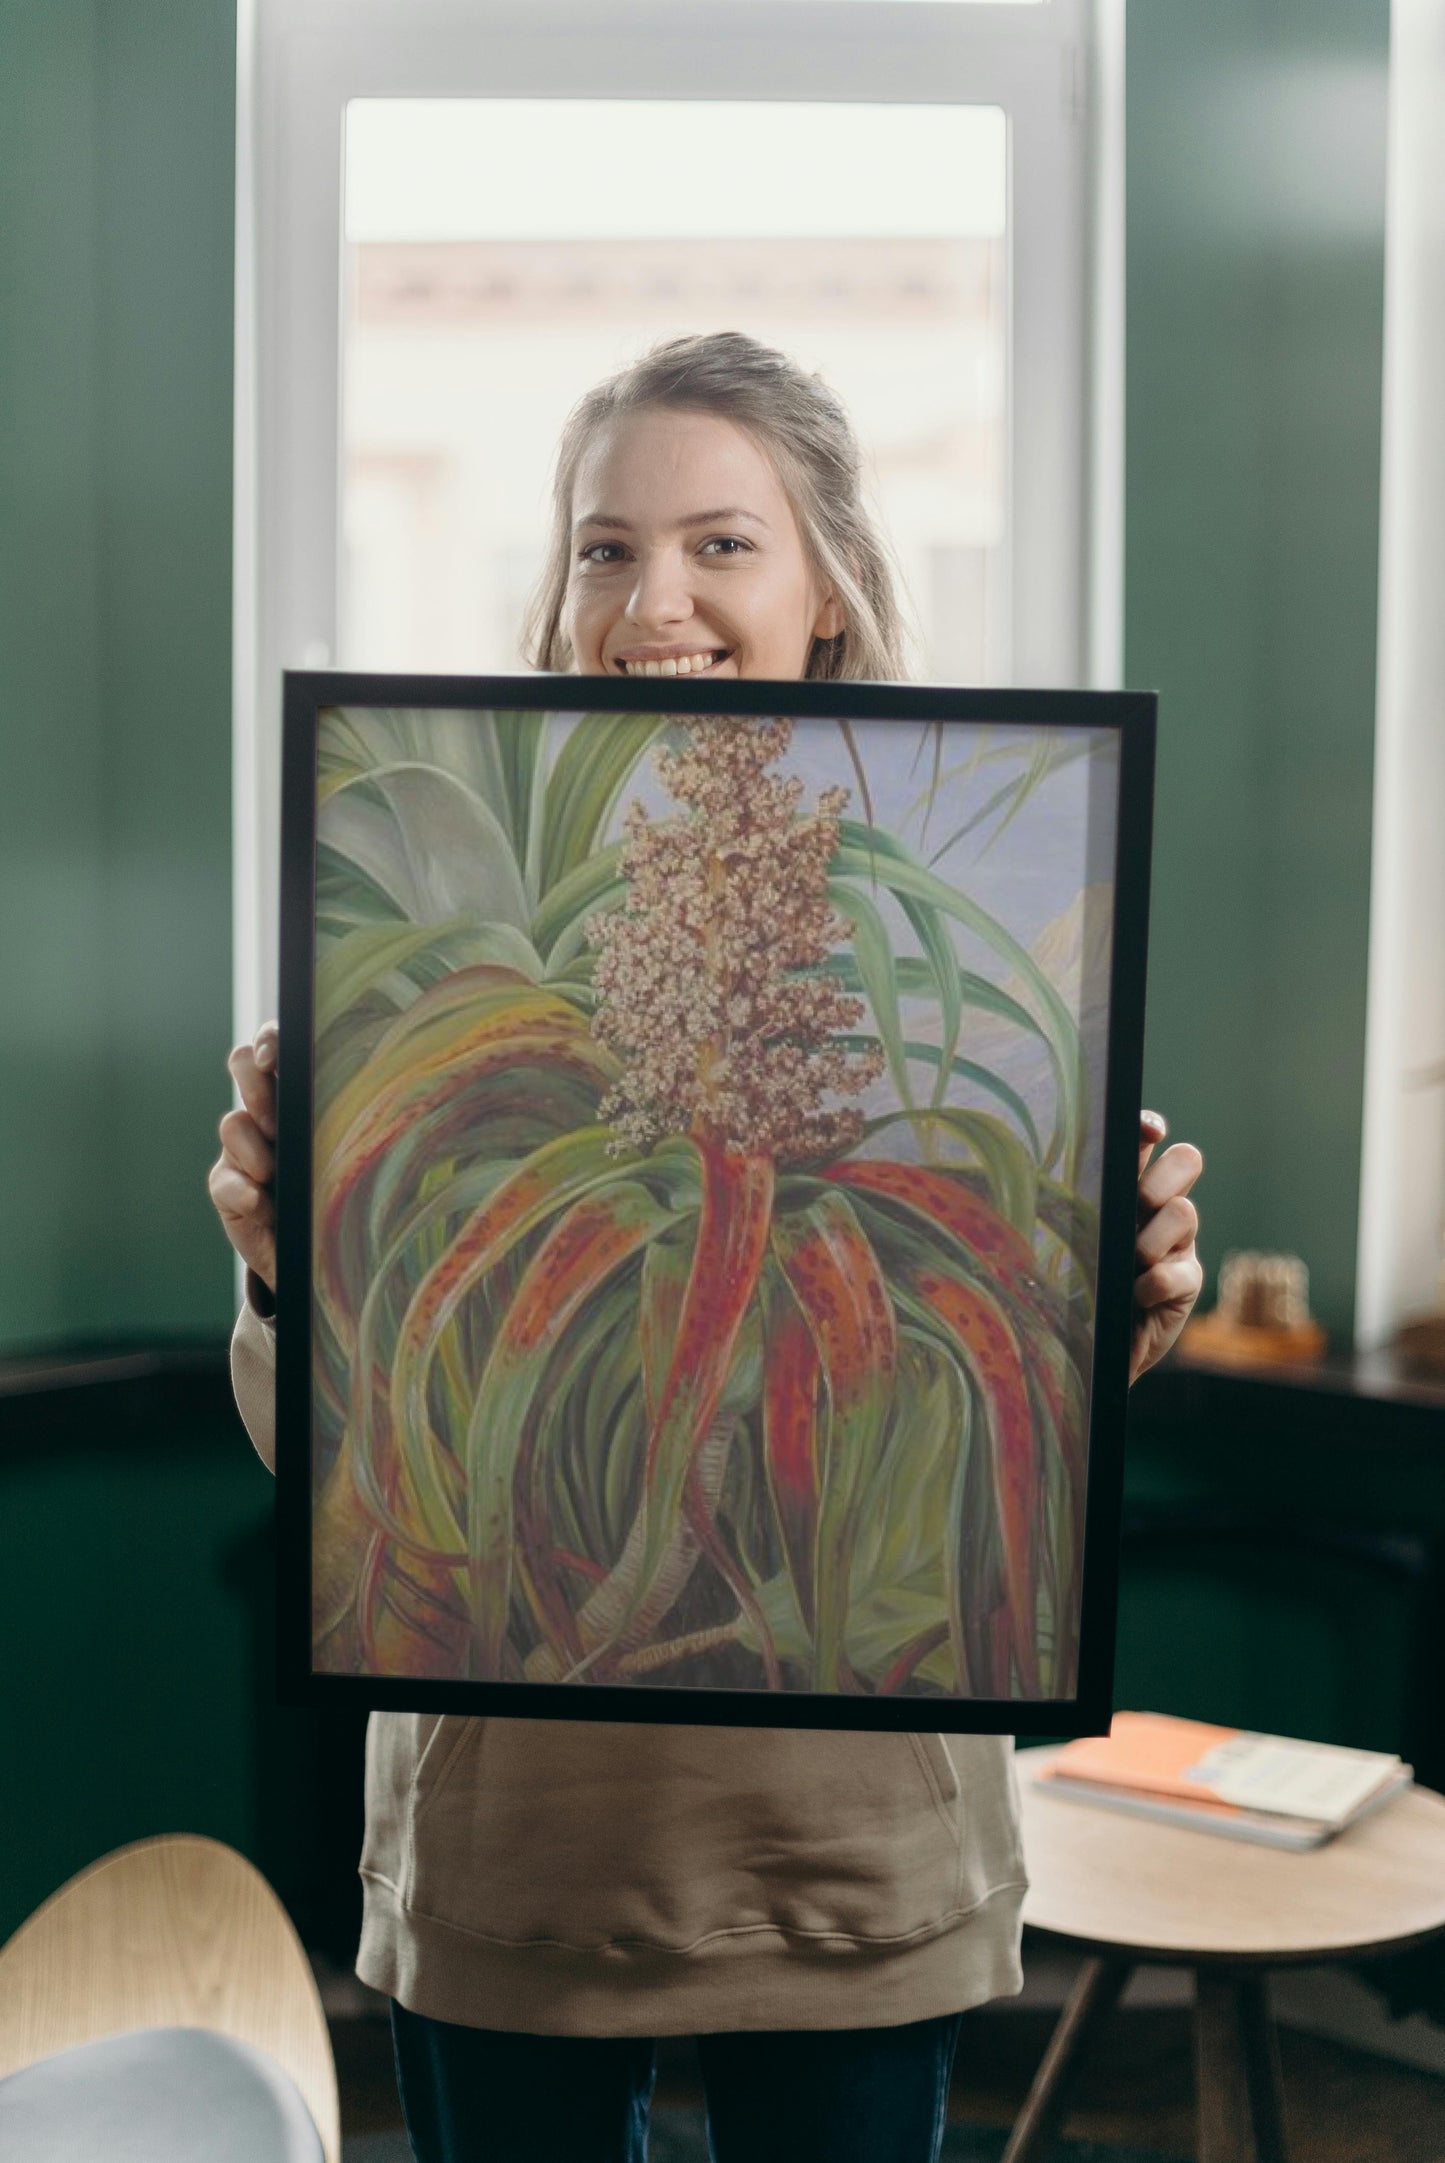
[214,328,1198,2163]
[566,412,840,682]
[525,332,907,684]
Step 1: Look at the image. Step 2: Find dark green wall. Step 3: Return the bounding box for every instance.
[1118,1401,1441,1765]
[0,1380,369,1955]
[1,4,110,1344]
[0,0,236,1353]
[0,1394,272,1943]
[1128,0,1390,1341]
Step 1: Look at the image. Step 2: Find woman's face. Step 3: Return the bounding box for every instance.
[562,407,842,681]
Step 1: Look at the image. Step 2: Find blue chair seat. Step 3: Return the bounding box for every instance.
[0,2024,325,2162]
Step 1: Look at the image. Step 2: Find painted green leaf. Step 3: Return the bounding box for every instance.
[827,879,914,1113]
[834,820,1083,1174]
[386,1129,639,1506]
[318,762,532,928]
[538,713,667,898]
[530,843,626,963]
[465,1181,676,1677]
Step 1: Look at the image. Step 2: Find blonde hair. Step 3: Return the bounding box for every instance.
[522,331,913,682]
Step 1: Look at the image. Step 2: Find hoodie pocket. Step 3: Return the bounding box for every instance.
[908,1732,962,1834]
[401,1714,487,1898]
[401,1719,980,1952]
[360,1711,457,1892]
[412,1715,482,1825]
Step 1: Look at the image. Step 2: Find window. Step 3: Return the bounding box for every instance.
[236,0,1118,1024]
[340,99,1009,682]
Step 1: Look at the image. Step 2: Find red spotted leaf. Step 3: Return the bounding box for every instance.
[910,1265,1042,1698]
[761,1282,823,1631]
[464,1181,674,1677]
[771,1189,898,1691]
[827,1159,1045,1310]
[621,1138,775,1642]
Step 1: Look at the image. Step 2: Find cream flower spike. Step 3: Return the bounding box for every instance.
[587,717,883,1161]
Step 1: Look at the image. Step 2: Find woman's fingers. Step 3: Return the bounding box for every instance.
[1134,1251,1204,1313]
[207,1154,277,1289]
[1135,1190,1199,1270]
[1128,1122,1204,1380]
[1138,1140,1203,1219]
[213,1022,281,1293]
[217,1107,274,1186]
[1137,1109,1168,1178]
[208,1156,269,1225]
[227,1022,279,1139]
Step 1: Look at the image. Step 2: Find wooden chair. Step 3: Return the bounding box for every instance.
[1006,1744,1445,2163]
[0,1834,340,2162]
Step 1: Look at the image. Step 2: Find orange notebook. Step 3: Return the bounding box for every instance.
[1040,1710,1403,1826]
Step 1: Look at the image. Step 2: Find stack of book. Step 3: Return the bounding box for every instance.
[1029,1711,1413,1850]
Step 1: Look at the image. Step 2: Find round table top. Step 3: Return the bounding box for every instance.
[1016,1743,1445,1964]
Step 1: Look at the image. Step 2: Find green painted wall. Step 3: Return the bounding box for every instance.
[1118,1408,1441,1762]
[1127,0,1390,1341]
[0,3,110,1344]
[0,0,236,1353]
[0,1401,272,1944]
[0,1382,370,1955]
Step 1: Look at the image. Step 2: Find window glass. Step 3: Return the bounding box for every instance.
[340,99,1008,682]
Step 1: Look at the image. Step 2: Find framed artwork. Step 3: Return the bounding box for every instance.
[276,674,1154,1733]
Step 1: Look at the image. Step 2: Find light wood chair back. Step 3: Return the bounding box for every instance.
[0,1834,340,2163]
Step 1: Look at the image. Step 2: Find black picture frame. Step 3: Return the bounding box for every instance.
[277,671,1155,1734]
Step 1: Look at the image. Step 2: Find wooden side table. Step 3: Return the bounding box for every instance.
[1007,1744,1445,2163]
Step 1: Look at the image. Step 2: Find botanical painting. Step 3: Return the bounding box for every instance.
[310,704,1117,1702]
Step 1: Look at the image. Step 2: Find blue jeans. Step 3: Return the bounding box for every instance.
[390,2000,965,2163]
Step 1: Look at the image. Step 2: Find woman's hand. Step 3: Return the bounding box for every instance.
[209,1021,278,1296]
[1130,1111,1203,1384]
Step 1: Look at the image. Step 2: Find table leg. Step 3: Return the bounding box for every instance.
[1239,1972,1289,2163]
[1195,1968,1289,2163]
[1000,1954,1132,2163]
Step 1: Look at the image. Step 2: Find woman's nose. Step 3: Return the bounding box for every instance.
[625,547,693,631]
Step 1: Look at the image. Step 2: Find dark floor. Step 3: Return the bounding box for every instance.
[332,1998,1445,2162]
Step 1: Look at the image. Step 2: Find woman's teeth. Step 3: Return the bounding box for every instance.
[621,651,725,677]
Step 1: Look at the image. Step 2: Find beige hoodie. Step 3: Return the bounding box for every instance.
[232,1296,1028,2036]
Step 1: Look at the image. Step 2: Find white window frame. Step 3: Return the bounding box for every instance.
[1355,1,1445,1351]
[234,0,1122,1030]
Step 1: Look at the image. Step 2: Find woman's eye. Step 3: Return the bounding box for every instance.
[700,536,751,558]
[579,541,627,565]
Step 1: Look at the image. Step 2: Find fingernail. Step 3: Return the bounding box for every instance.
[1142,1110,1167,1136]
